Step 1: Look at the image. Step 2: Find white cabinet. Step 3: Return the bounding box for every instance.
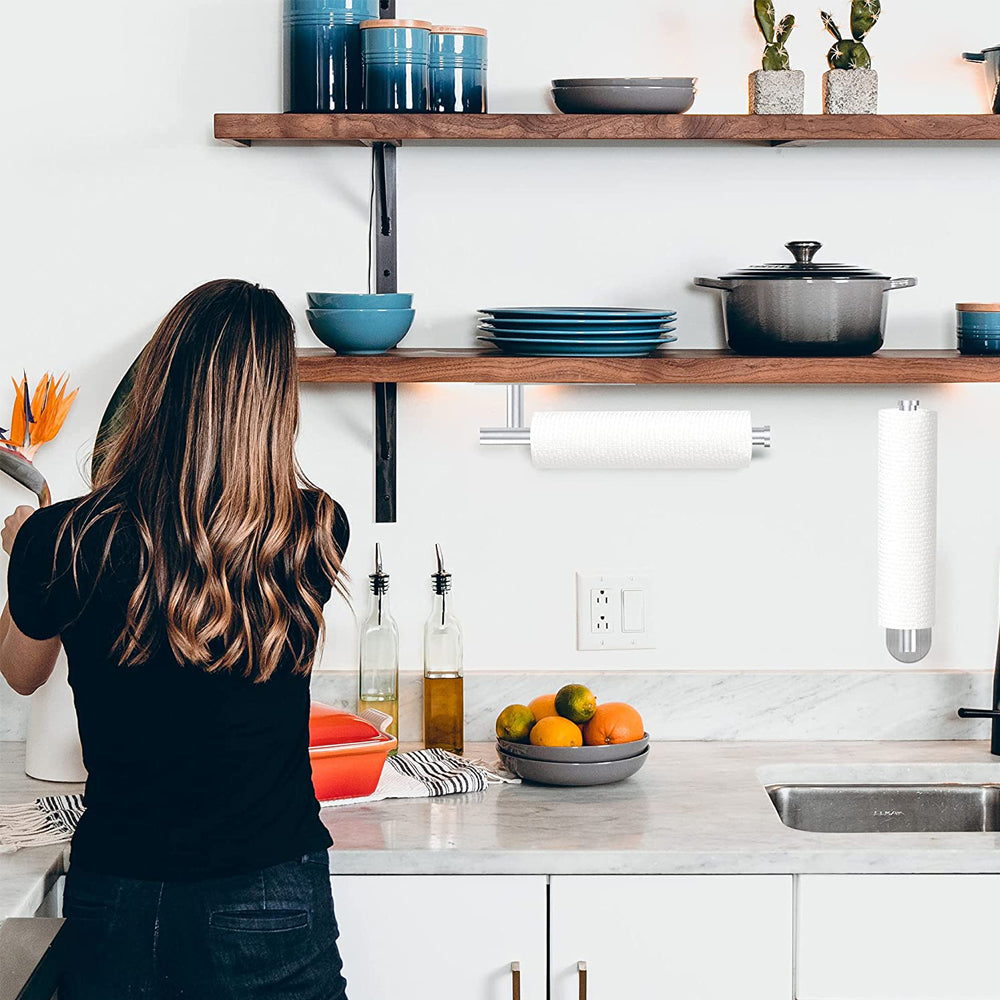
[797,875,1000,1000]
[331,875,547,1000]
[549,875,793,1000]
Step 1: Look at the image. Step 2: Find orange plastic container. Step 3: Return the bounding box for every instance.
[308,702,396,801]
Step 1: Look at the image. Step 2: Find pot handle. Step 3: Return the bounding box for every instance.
[887,278,918,291]
[963,51,987,62]
[694,277,734,291]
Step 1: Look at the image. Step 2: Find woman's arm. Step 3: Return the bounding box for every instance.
[1,506,62,696]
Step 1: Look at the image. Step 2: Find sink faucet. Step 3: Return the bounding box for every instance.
[958,640,1000,755]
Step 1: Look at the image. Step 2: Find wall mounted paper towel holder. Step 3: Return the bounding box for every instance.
[479,385,772,450]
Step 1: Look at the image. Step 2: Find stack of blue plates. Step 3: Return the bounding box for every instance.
[477,307,678,357]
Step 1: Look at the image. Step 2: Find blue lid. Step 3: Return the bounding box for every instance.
[285,0,378,15]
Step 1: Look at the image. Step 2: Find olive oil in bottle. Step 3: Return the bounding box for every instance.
[358,544,399,739]
[423,544,464,753]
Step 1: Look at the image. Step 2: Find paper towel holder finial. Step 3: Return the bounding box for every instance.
[479,385,772,450]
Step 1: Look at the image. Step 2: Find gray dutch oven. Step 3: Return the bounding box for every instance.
[695,241,917,357]
[962,47,1000,114]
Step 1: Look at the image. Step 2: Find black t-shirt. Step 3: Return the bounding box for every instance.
[7,493,348,882]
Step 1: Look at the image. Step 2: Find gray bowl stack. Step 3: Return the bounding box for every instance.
[551,78,697,114]
[496,734,650,786]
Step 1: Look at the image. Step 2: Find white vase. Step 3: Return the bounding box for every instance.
[24,648,87,783]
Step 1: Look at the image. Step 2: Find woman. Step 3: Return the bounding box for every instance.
[0,279,351,1000]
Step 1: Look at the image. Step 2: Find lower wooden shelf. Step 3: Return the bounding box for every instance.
[296,348,1000,385]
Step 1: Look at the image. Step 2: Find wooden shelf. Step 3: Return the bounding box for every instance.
[216,113,1000,146]
[296,348,1000,385]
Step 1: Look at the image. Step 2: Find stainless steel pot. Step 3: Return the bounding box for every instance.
[962,47,1000,114]
[695,241,917,357]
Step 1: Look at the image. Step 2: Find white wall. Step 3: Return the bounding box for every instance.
[2,0,1000,680]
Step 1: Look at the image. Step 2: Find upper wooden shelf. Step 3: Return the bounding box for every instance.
[216,113,1000,146]
[296,348,1000,385]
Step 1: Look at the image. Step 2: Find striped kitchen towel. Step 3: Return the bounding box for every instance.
[0,794,85,852]
[321,748,518,808]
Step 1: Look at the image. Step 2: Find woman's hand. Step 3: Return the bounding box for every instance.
[2,506,35,556]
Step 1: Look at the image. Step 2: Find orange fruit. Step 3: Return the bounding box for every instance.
[496,705,535,743]
[582,703,644,746]
[529,716,584,748]
[555,684,597,724]
[529,694,559,721]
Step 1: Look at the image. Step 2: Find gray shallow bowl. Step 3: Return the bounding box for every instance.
[498,747,650,787]
[553,85,696,115]
[553,77,697,89]
[497,734,649,764]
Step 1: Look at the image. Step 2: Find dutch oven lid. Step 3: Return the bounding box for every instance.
[722,241,890,280]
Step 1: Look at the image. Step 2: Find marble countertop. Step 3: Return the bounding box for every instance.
[6,739,1000,923]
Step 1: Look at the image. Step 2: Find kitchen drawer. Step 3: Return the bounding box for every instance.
[550,875,792,1000]
[797,875,1000,1000]
[332,875,547,1000]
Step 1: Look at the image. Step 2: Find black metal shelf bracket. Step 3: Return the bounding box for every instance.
[372,138,397,523]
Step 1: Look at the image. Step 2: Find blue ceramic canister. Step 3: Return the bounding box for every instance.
[958,303,1000,354]
[284,0,379,113]
[361,19,432,112]
[429,25,488,113]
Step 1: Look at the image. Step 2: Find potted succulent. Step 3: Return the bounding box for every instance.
[749,0,803,114]
[821,0,881,113]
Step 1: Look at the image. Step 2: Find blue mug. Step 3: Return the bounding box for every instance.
[361,19,432,112]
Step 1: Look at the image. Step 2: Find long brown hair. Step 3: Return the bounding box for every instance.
[64,279,345,682]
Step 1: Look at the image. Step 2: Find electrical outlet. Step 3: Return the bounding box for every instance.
[576,572,655,651]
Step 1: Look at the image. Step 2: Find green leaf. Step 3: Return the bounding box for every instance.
[776,13,795,44]
[755,0,776,42]
[850,0,880,40]
[762,43,791,70]
[821,11,842,41]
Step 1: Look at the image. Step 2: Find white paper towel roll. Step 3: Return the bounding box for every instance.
[529,411,753,470]
[877,406,937,630]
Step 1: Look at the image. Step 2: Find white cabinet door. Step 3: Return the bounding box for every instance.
[332,875,547,1000]
[549,875,792,1000]
[797,875,1000,1000]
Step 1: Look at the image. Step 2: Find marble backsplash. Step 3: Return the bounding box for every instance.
[3,669,994,744]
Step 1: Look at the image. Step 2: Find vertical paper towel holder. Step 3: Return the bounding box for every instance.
[884,399,933,664]
[479,385,772,450]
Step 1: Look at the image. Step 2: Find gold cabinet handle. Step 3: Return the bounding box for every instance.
[578,961,587,1000]
[510,961,521,1000]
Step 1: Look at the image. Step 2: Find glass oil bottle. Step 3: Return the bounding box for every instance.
[358,543,399,739]
[423,544,464,753]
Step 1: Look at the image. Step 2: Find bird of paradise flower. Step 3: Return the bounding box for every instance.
[0,373,78,507]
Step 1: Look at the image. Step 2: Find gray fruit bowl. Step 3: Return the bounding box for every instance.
[496,734,649,764]
[497,746,650,787]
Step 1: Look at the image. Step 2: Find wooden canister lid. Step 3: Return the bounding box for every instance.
[430,24,487,35]
[360,18,432,28]
[956,303,1000,312]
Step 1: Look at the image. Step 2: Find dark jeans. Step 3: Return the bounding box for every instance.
[60,851,348,1000]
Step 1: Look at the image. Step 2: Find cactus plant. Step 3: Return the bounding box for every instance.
[821,0,880,70]
[755,0,796,71]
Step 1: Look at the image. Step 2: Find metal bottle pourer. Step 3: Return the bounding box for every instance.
[370,543,389,625]
[431,543,452,596]
[885,400,932,664]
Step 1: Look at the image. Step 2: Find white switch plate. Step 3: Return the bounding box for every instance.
[575,572,655,651]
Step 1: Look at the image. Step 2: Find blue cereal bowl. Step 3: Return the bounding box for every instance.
[307,292,413,309]
[306,308,415,354]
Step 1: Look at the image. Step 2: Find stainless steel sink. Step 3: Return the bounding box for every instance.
[767,784,1000,833]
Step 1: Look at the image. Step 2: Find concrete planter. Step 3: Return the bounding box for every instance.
[749,70,805,114]
[823,68,878,114]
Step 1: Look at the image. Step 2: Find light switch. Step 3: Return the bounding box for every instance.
[621,590,645,633]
